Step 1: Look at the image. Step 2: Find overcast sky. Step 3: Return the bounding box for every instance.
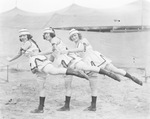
[0,0,148,13]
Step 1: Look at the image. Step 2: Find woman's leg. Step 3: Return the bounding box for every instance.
[43,64,89,80]
[64,76,73,97]
[75,61,100,72]
[57,76,73,111]
[84,76,98,111]
[31,72,47,113]
[75,61,120,82]
[105,63,143,86]
[105,63,126,76]
[43,64,67,74]
[90,77,98,97]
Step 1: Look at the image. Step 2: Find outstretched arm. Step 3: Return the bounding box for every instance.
[9,48,24,62]
[68,47,84,53]
[60,46,84,55]
[38,48,52,56]
[66,38,89,54]
[9,41,31,62]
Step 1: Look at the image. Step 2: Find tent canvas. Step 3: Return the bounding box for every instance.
[0,7,54,29]
[47,0,150,27]
[0,0,150,29]
[0,0,150,70]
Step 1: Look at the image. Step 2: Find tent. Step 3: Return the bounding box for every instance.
[0,7,54,29]
[0,0,150,70]
[0,0,150,29]
[47,0,150,28]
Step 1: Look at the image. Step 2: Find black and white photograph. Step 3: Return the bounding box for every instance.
[0,0,150,119]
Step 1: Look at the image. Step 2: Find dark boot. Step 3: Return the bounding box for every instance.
[99,69,121,82]
[57,96,70,111]
[125,73,143,86]
[66,68,89,80]
[84,96,97,111]
[30,97,45,113]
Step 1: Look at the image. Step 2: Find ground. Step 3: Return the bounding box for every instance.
[0,68,150,119]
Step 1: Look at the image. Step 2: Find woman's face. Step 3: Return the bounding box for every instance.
[19,35,28,42]
[44,33,52,41]
[70,33,79,43]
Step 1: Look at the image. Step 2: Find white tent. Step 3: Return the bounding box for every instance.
[0,0,150,70]
[47,0,150,27]
[0,7,54,29]
[0,0,150,28]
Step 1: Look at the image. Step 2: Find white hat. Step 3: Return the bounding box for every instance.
[43,27,55,34]
[69,29,79,37]
[19,28,30,36]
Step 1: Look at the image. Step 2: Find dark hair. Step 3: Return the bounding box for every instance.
[78,33,82,39]
[30,39,41,52]
[50,27,55,34]
[43,27,56,39]
[50,32,55,38]
[43,32,56,39]
[19,34,33,42]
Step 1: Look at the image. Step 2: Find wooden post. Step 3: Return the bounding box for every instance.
[6,65,9,82]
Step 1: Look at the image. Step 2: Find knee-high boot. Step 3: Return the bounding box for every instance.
[66,68,89,80]
[30,97,45,113]
[99,68,121,82]
[84,96,97,111]
[57,96,71,111]
[125,73,143,86]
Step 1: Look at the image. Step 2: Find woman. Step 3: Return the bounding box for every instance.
[8,28,89,113]
[39,27,121,111]
[67,29,143,86]
[64,28,143,111]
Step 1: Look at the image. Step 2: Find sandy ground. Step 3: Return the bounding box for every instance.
[0,68,150,119]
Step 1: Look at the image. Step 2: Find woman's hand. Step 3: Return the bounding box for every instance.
[6,57,12,62]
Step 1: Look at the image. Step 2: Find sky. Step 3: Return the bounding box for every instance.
[0,0,148,13]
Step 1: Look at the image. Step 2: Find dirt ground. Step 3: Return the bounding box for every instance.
[0,68,150,119]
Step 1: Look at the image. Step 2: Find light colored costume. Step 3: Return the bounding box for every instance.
[75,38,111,69]
[21,40,51,73]
[51,37,81,69]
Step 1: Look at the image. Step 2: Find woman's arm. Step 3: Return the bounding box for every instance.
[68,47,84,53]
[60,45,84,54]
[68,39,87,53]
[9,49,24,62]
[9,41,31,62]
[38,48,52,56]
